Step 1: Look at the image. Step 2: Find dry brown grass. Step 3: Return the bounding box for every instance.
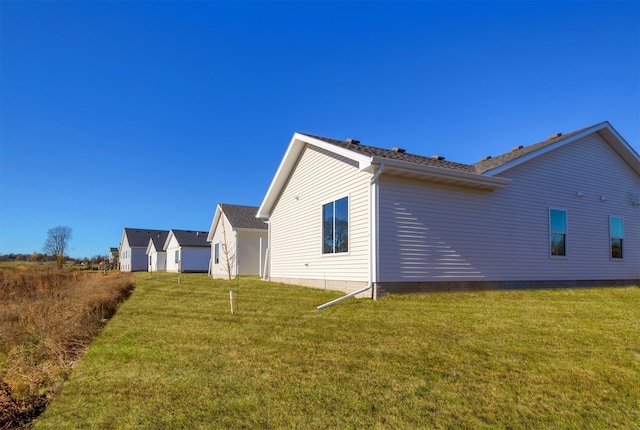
[0,266,134,428]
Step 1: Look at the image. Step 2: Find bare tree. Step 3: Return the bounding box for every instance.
[220,219,234,281]
[43,226,73,269]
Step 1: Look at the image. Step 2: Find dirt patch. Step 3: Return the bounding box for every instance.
[0,380,48,430]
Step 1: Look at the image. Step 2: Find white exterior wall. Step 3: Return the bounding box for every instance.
[148,249,166,272]
[210,215,237,278]
[236,230,268,276]
[119,238,147,272]
[269,145,371,291]
[165,235,181,272]
[119,235,132,272]
[377,133,640,283]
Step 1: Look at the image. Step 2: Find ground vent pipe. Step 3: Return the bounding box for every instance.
[316,284,373,310]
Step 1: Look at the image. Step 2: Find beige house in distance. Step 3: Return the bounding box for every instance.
[207,203,268,278]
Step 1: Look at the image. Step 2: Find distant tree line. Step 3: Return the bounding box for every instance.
[0,253,111,270]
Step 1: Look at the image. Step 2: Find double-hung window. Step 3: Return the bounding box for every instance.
[610,217,624,259]
[549,209,567,257]
[322,196,349,254]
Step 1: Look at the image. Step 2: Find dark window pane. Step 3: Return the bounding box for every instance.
[335,197,348,253]
[323,202,334,253]
[611,238,623,259]
[551,233,566,256]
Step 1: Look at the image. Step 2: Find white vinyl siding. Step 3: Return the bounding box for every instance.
[269,145,370,284]
[165,235,181,272]
[209,215,236,278]
[377,133,639,282]
[236,230,268,276]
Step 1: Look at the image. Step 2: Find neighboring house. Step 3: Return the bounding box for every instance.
[146,230,170,272]
[108,247,119,269]
[207,203,268,278]
[257,121,640,297]
[119,228,170,272]
[164,229,210,273]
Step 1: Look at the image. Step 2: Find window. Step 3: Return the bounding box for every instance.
[214,243,220,264]
[175,249,180,263]
[550,209,567,257]
[322,197,348,254]
[610,217,624,259]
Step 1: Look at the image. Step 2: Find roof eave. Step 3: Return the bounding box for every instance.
[257,132,371,219]
[370,157,512,190]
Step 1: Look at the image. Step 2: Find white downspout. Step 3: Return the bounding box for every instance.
[316,162,384,310]
[369,162,384,300]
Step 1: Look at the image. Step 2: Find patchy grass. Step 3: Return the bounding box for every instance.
[35,273,639,429]
[0,266,135,428]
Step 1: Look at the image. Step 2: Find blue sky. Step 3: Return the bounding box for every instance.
[1,1,638,259]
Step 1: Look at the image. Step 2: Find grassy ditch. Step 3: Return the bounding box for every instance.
[0,266,135,428]
[35,273,639,429]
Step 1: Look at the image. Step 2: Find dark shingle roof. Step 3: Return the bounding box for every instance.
[302,125,598,176]
[124,228,170,248]
[301,133,476,173]
[220,204,267,230]
[472,126,591,173]
[171,229,210,247]
[149,230,170,250]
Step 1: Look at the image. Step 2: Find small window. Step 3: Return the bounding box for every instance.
[214,243,220,264]
[550,209,567,257]
[610,217,623,259]
[175,250,180,263]
[322,197,348,254]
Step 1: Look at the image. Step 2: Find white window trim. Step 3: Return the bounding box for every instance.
[549,207,568,258]
[320,194,350,256]
[609,215,624,261]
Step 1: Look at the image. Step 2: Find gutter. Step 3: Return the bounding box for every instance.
[316,162,384,310]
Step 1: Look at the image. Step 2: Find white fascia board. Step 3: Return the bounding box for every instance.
[207,204,223,242]
[162,230,175,251]
[370,157,512,189]
[145,238,155,255]
[597,123,640,176]
[483,121,639,177]
[257,132,371,219]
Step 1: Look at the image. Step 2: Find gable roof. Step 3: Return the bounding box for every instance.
[207,203,267,242]
[122,228,170,248]
[221,204,267,230]
[474,121,639,176]
[164,229,210,250]
[257,121,639,219]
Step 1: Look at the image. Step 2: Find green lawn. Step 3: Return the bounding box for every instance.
[35,273,640,429]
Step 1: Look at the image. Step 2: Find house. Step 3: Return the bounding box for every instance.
[119,228,170,272]
[207,203,268,278]
[163,229,210,273]
[257,121,640,297]
[108,247,119,269]
[146,230,170,272]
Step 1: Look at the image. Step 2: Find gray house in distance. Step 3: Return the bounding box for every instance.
[146,230,170,272]
[164,229,210,273]
[257,121,639,297]
[119,228,169,272]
